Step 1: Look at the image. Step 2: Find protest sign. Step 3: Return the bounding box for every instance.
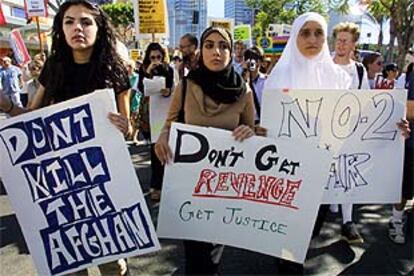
[261,89,407,204]
[24,0,48,17]
[234,24,252,47]
[208,18,234,35]
[134,0,169,40]
[157,123,331,263]
[0,90,160,275]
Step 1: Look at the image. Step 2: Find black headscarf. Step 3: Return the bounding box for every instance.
[187,26,246,104]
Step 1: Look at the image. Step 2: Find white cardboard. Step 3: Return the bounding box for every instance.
[0,90,160,275]
[157,123,331,264]
[261,89,407,204]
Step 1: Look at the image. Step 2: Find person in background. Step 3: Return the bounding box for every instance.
[0,56,23,110]
[375,63,399,89]
[137,42,174,201]
[395,62,413,89]
[155,26,255,275]
[0,1,131,274]
[260,56,272,75]
[26,59,44,107]
[242,46,267,125]
[126,59,140,143]
[362,51,384,89]
[178,33,198,79]
[233,40,246,75]
[331,21,369,245]
[170,51,182,88]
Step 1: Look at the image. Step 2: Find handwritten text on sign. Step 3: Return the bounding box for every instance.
[261,89,407,204]
[157,123,331,263]
[0,90,160,276]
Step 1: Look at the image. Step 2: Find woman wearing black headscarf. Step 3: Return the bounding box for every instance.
[155,26,255,274]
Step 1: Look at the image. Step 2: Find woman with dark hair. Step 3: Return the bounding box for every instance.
[0,1,131,274]
[0,0,131,135]
[362,51,384,89]
[155,26,255,275]
[137,42,174,201]
[376,63,399,89]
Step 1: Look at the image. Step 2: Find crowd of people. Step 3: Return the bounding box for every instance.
[0,1,413,275]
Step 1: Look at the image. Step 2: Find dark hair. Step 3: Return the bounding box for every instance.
[382,63,398,78]
[142,42,167,69]
[362,52,382,71]
[244,46,264,61]
[43,0,126,105]
[180,33,198,48]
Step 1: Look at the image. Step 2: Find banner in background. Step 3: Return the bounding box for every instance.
[234,24,252,47]
[24,0,48,17]
[134,0,169,40]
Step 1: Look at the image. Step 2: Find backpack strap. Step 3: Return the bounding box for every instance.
[355,62,364,89]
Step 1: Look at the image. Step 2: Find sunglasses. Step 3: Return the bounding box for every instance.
[150,55,162,60]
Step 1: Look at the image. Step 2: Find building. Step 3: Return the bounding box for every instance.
[224,0,253,26]
[0,0,55,57]
[167,0,207,48]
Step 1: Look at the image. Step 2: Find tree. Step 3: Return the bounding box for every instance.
[357,0,414,68]
[245,0,351,39]
[365,1,390,52]
[380,0,414,69]
[101,2,134,44]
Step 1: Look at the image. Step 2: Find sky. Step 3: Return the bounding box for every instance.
[207,0,225,18]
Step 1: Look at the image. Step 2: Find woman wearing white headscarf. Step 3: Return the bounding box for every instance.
[264,12,410,274]
[266,12,351,90]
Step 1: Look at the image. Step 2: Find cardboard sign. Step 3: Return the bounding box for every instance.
[0,90,160,275]
[134,0,169,39]
[208,18,234,35]
[261,89,407,204]
[157,123,331,263]
[234,24,252,47]
[24,0,48,17]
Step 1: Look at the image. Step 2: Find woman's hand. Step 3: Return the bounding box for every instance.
[155,132,172,165]
[160,88,171,97]
[108,112,132,136]
[254,125,267,137]
[232,125,254,142]
[397,118,411,139]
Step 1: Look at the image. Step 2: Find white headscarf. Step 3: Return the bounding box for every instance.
[266,12,351,90]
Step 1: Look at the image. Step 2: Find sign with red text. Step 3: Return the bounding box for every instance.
[0,90,160,276]
[261,89,407,204]
[157,123,331,263]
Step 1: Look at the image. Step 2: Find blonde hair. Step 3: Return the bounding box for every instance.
[333,22,360,42]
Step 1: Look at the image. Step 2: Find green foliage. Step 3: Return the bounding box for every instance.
[101,2,134,28]
[245,0,329,37]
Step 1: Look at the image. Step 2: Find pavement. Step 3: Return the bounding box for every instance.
[0,142,413,276]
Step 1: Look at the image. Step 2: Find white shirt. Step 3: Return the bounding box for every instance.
[338,61,370,90]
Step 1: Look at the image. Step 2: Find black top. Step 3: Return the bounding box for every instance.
[137,63,174,94]
[39,60,130,104]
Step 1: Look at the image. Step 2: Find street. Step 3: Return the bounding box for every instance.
[0,142,413,275]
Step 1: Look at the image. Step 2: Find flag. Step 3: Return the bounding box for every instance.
[9,29,31,65]
[0,5,6,25]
